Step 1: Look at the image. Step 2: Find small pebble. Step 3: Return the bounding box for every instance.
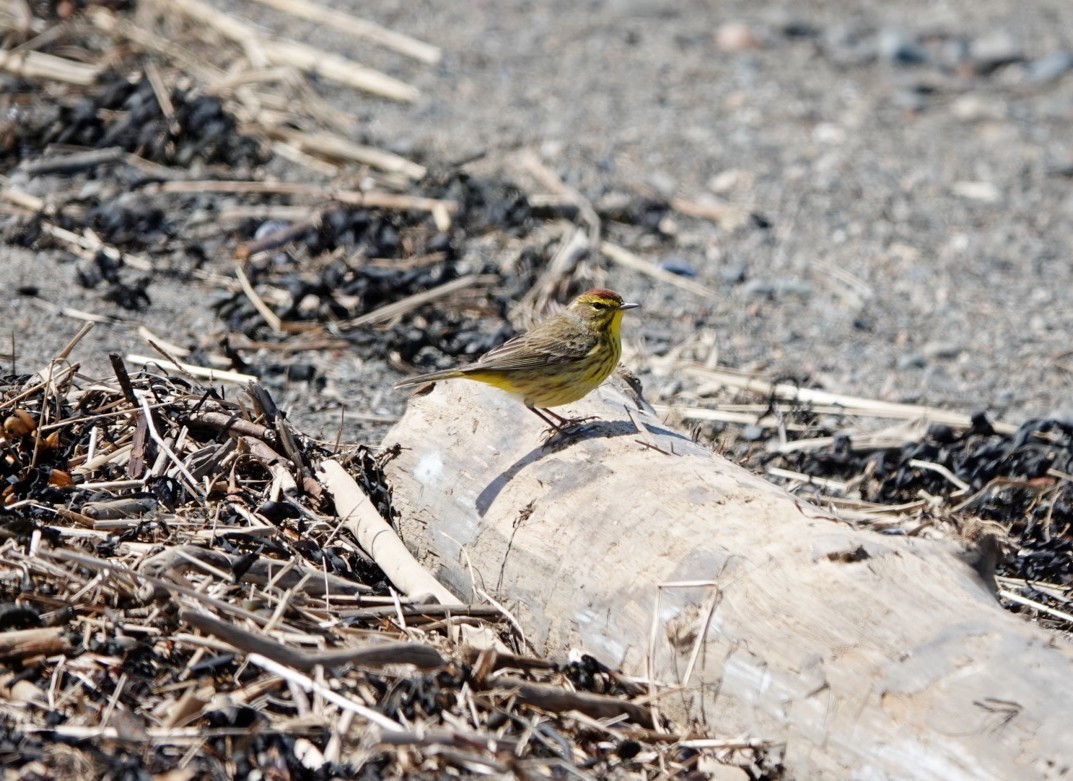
[1029,314,1052,334]
[927,424,957,444]
[992,390,1014,408]
[386,136,416,156]
[950,94,1007,121]
[898,352,927,370]
[658,215,679,237]
[715,22,763,52]
[823,24,877,67]
[937,38,971,70]
[646,171,678,197]
[812,122,846,145]
[720,257,748,284]
[741,278,774,297]
[877,29,927,65]
[741,278,811,297]
[969,30,1023,74]
[657,257,698,277]
[285,362,313,381]
[891,84,936,112]
[1046,161,1073,178]
[767,9,818,39]
[951,181,1001,203]
[1023,51,1073,83]
[923,341,962,360]
[708,168,753,194]
[1048,407,1073,428]
[254,220,290,240]
[776,279,812,296]
[740,424,766,442]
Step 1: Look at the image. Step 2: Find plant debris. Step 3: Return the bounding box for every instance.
[0,3,778,772]
[679,369,1073,635]
[0,346,783,778]
[5,0,1070,773]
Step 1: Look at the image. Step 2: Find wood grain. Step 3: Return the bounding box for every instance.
[384,375,1073,781]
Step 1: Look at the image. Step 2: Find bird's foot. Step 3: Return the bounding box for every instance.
[527,406,601,442]
[538,414,601,443]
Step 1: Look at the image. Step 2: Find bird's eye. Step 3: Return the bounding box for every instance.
[591,301,607,311]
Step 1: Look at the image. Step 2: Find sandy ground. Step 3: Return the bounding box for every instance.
[6,0,1073,443]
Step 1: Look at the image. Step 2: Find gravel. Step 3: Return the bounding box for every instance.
[7,0,1073,440]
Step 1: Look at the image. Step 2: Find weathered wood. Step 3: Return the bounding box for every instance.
[383,377,1073,781]
[318,459,459,604]
[0,627,70,661]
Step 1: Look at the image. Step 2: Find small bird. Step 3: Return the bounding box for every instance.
[395,288,639,432]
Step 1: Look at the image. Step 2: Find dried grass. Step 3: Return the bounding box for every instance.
[0,340,776,777]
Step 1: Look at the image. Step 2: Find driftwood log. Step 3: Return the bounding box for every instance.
[383,377,1073,780]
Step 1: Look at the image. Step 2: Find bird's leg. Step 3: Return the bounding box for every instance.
[527,406,598,440]
[526,405,565,437]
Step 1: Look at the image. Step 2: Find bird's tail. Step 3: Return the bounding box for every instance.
[394,369,465,390]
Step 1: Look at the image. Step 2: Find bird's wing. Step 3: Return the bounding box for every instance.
[466,323,594,372]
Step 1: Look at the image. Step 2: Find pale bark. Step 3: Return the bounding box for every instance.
[383,377,1073,781]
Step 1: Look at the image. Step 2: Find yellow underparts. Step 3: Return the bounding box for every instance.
[460,310,625,409]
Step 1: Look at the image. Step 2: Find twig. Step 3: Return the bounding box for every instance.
[21,148,126,177]
[999,590,1073,626]
[488,676,655,729]
[680,366,1018,435]
[765,467,850,493]
[108,352,139,407]
[233,263,283,333]
[0,627,71,661]
[2,363,78,409]
[266,128,426,179]
[317,459,458,604]
[247,0,442,64]
[341,604,504,623]
[269,140,341,176]
[126,354,258,384]
[144,338,194,374]
[670,196,755,231]
[34,219,153,272]
[907,458,971,493]
[86,8,226,84]
[184,411,273,441]
[0,49,101,85]
[180,608,446,672]
[142,545,369,597]
[143,59,176,122]
[247,653,406,731]
[153,180,454,212]
[235,213,324,261]
[139,396,206,502]
[56,322,95,362]
[338,274,497,330]
[600,241,719,301]
[372,726,515,756]
[244,382,307,492]
[652,403,815,432]
[0,179,48,211]
[263,39,420,102]
[996,576,1072,605]
[680,585,722,689]
[27,296,125,325]
[164,0,419,102]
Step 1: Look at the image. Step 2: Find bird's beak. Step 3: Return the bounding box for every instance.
[618,301,640,311]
